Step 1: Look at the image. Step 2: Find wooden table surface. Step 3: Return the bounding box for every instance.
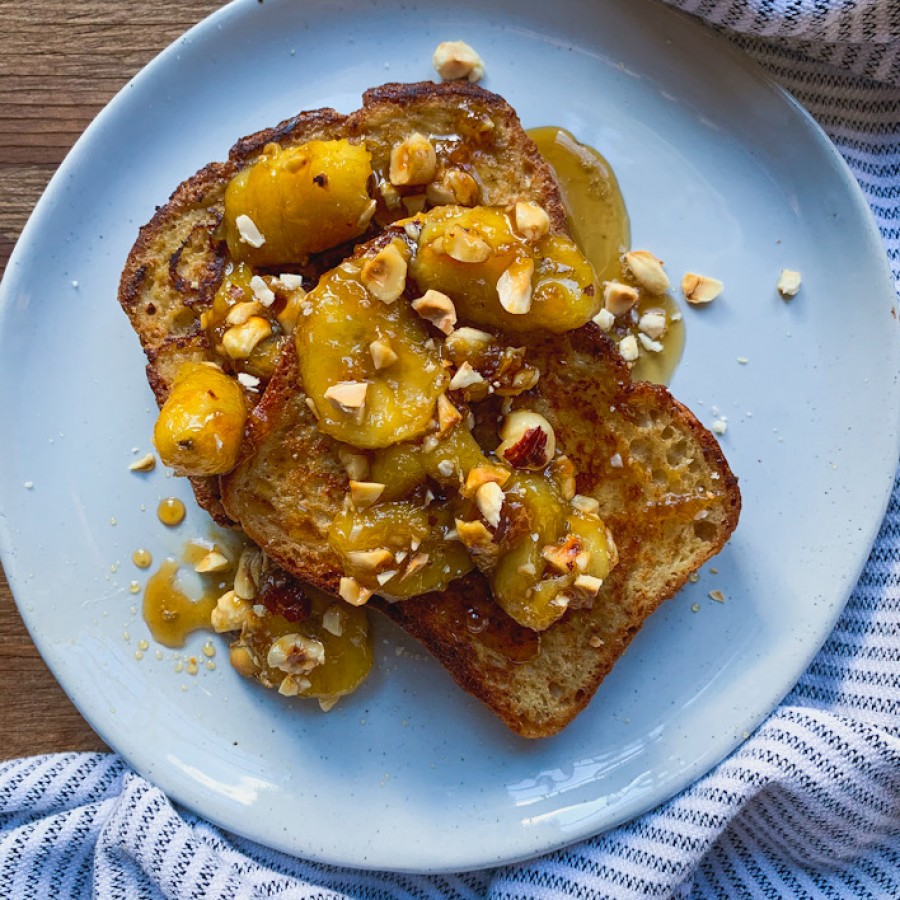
[0,0,221,761]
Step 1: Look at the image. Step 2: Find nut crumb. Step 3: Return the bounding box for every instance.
[235,214,266,248]
[682,272,723,305]
[777,268,802,298]
[623,250,669,294]
[128,453,156,472]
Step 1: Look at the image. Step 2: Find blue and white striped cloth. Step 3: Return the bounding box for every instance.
[2,1,899,896]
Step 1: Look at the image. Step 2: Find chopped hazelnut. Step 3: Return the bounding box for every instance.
[574,574,604,594]
[235,213,266,248]
[777,269,802,298]
[361,242,408,304]
[427,168,481,207]
[346,548,394,572]
[322,604,345,636]
[476,481,504,527]
[225,300,264,326]
[401,552,430,580]
[369,339,399,370]
[443,224,492,263]
[222,316,272,360]
[682,272,724,305]
[237,372,261,391]
[375,569,398,586]
[234,547,262,601]
[638,310,667,339]
[571,494,600,516]
[497,257,534,314]
[603,280,639,316]
[436,393,462,434]
[462,464,510,497]
[618,334,640,363]
[449,361,486,391]
[324,381,368,420]
[338,446,370,481]
[638,333,664,353]
[412,289,457,334]
[128,452,156,472]
[249,275,276,307]
[278,675,311,697]
[445,327,495,366]
[349,480,385,509]
[278,273,304,290]
[592,308,616,332]
[541,534,586,573]
[496,410,556,470]
[356,198,378,230]
[389,133,437,186]
[339,576,372,607]
[210,590,251,633]
[378,180,402,209]
[549,455,576,500]
[623,250,670,294]
[433,40,485,82]
[514,201,550,242]
[276,291,307,334]
[455,518,497,557]
[267,633,325,675]
[194,550,230,574]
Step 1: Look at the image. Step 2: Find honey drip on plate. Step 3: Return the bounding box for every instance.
[143,560,219,648]
[157,497,186,526]
[142,535,242,648]
[528,127,684,385]
[132,548,152,569]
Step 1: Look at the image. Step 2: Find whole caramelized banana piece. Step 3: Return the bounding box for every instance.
[224,139,375,268]
[411,206,600,333]
[153,362,248,476]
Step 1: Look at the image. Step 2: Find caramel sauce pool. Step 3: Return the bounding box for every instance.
[142,537,240,648]
[528,127,684,385]
[143,560,218,647]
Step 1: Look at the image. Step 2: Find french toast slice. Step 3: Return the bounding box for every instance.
[118,82,565,523]
[221,313,740,737]
[119,81,741,737]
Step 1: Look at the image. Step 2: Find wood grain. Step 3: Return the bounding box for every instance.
[0,0,220,761]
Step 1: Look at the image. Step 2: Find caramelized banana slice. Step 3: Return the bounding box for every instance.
[224,139,374,267]
[411,206,600,333]
[232,583,373,704]
[153,362,247,476]
[329,501,472,599]
[297,251,447,449]
[369,423,492,501]
[471,471,616,631]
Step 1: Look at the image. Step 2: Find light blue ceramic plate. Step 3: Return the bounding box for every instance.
[1,0,897,872]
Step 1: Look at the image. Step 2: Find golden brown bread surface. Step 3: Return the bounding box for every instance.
[118,81,566,523]
[222,323,740,737]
